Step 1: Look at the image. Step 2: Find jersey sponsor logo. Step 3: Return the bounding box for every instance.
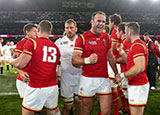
[70,44,74,47]
[60,41,68,45]
[88,41,97,45]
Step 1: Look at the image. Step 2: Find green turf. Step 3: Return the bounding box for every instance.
[0,64,160,114]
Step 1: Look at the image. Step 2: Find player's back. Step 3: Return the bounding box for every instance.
[23,37,60,88]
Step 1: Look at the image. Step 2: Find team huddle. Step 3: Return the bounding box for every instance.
[9,11,149,115]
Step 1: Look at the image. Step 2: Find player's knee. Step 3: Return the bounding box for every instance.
[63,97,74,105]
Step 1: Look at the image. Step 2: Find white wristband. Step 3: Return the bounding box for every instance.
[84,57,91,64]
[119,50,125,56]
[120,73,125,78]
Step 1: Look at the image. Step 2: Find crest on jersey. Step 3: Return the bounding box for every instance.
[103,39,106,45]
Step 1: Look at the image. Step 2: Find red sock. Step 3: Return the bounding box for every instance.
[118,89,127,111]
[97,112,101,115]
[113,92,119,115]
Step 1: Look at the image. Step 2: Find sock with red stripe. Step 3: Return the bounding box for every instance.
[113,92,119,115]
[118,89,127,111]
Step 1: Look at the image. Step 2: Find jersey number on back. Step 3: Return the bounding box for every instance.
[43,46,57,63]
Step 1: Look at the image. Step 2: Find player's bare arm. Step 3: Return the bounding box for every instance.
[117,43,127,63]
[107,48,118,75]
[72,51,98,67]
[11,53,31,69]
[124,56,145,77]
[116,56,145,83]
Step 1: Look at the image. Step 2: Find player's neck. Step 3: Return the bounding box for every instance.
[38,33,49,39]
[131,35,140,43]
[113,25,118,30]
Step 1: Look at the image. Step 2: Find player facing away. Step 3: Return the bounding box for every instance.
[11,20,60,115]
[116,23,132,114]
[72,11,118,115]
[12,23,37,99]
[0,38,4,74]
[55,19,82,115]
[109,13,128,115]
[115,22,149,115]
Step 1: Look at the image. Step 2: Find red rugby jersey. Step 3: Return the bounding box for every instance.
[111,29,121,58]
[120,39,131,72]
[74,30,111,78]
[23,37,60,88]
[127,39,148,85]
[15,38,31,81]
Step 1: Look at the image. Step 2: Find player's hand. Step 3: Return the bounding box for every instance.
[19,70,30,82]
[89,53,98,64]
[116,43,123,52]
[115,73,123,83]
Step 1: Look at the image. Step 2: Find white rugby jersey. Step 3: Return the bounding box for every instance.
[0,43,3,56]
[3,45,11,57]
[55,35,81,85]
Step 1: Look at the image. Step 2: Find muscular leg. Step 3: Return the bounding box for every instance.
[22,108,35,115]
[129,106,144,115]
[81,97,94,115]
[99,94,112,115]
[46,109,59,115]
[62,103,73,115]
[74,98,82,115]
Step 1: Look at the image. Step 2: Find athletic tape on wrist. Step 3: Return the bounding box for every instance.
[119,50,125,56]
[84,57,91,64]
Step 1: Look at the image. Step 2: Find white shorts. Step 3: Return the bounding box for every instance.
[61,80,79,98]
[16,79,28,99]
[108,63,121,88]
[4,55,11,61]
[0,56,4,62]
[128,83,149,106]
[22,85,59,112]
[121,78,128,98]
[78,75,112,97]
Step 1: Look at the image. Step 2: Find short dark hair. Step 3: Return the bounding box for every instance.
[39,20,53,34]
[126,22,140,35]
[144,32,149,36]
[109,13,122,26]
[23,23,37,35]
[91,11,106,20]
[65,19,77,27]
[118,23,126,34]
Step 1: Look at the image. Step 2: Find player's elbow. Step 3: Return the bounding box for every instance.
[72,57,77,67]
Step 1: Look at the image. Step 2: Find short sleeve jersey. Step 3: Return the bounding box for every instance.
[15,38,31,80]
[55,36,81,85]
[127,39,149,85]
[120,39,132,72]
[74,30,111,78]
[23,37,60,88]
[111,29,121,58]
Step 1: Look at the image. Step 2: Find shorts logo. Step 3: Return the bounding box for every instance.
[130,99,134,102]
[80,87,83,94]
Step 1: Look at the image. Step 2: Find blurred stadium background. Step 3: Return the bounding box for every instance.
[1,0,160,114]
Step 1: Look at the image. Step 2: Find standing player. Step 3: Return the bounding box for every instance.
[144,32,157,90]
[0,38,4,74]
[55,19,82,115]
[109,14,127,115]
[115,22,149,115]
[3,41,12,71]
[11,20,60,115]
[116,23,132,114]
[12,23,37,99]
[72,11,118,115]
